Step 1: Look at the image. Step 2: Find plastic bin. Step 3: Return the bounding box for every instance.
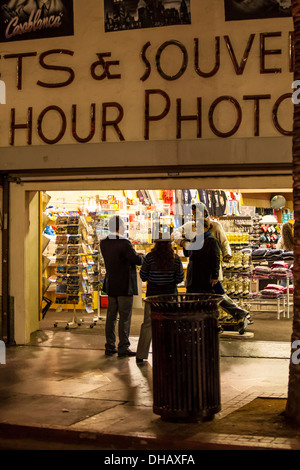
[145,293,223,422]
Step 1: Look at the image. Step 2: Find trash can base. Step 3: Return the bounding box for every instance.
[155,406,221,423]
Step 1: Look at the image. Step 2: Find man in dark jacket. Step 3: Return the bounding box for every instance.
[100,215,143,357]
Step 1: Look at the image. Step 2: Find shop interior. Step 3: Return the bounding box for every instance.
[39,188,294,342]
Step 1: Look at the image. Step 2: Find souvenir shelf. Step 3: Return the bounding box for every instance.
[251,255,293,319]
[40,192,54,319]
[250,217,281,248]
[222,250,293,320]
[219,216,253,246]
[42,213,102,329]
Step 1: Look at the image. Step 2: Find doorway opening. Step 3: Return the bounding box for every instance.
[37,187,293,348]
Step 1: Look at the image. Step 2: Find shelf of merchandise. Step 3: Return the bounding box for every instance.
[222,261,293,320]
[251,217,281,248]
[217,214,290,319]
[44,217,98,308]
[250,280,292,320]
[247,296,287,320]
[40,192,53,320]
[221,284,288,320]
[219,214,283,249]
[41,206,103,329]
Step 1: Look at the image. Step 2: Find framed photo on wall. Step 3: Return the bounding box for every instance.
[224,0,291,21]
[0,0,74,42]
[104,0,191,32]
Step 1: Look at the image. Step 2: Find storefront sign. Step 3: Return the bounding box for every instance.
[0,0,74,43]
[1,32,295,145]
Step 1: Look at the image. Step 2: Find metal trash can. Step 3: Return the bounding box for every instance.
[145,293,223,422]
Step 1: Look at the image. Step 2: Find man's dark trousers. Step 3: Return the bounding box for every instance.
[105,295,134,354]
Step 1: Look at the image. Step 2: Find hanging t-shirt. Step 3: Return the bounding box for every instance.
[182,189,191,206]
[206,190,215,216]
[190,189,199,203]
[163,190,176,214]
[175,190,183,215]
[137,190,145,203]
[214,190,227,217]
[197,190,208,208]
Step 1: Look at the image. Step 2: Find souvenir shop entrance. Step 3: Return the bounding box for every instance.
[7,173,294,346]
[38,183,294,347]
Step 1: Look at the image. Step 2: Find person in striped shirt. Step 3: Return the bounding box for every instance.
[136,237,184,364]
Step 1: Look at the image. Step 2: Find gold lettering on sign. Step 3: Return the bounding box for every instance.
[90,53,121,80]
[72,104,96,143]
[155,40,188,81]
[194,37,220,77]
[176,98,202,139]
[4,52,37,90]
[101,103,125,141]
[140,41,151,82]
[37,105,66,144]
[2,31,296,146]
[37,49,75,88]
[9,107,32,145]
[144,89,171,140]
[260,32,282,74]
[208,96,242,138]
[224,34,255,75]
[272,93,293,136]
[243,95,271,136]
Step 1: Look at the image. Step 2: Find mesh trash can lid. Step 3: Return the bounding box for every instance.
[144,293,224,313]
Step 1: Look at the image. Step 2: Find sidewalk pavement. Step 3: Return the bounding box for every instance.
[0,321,299,451]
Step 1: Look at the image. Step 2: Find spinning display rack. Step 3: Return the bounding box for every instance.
[42,201,104,329]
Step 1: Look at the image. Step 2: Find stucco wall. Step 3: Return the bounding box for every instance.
[0,0,294,171]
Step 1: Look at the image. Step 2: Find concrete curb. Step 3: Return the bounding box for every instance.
[1,421,300,451]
